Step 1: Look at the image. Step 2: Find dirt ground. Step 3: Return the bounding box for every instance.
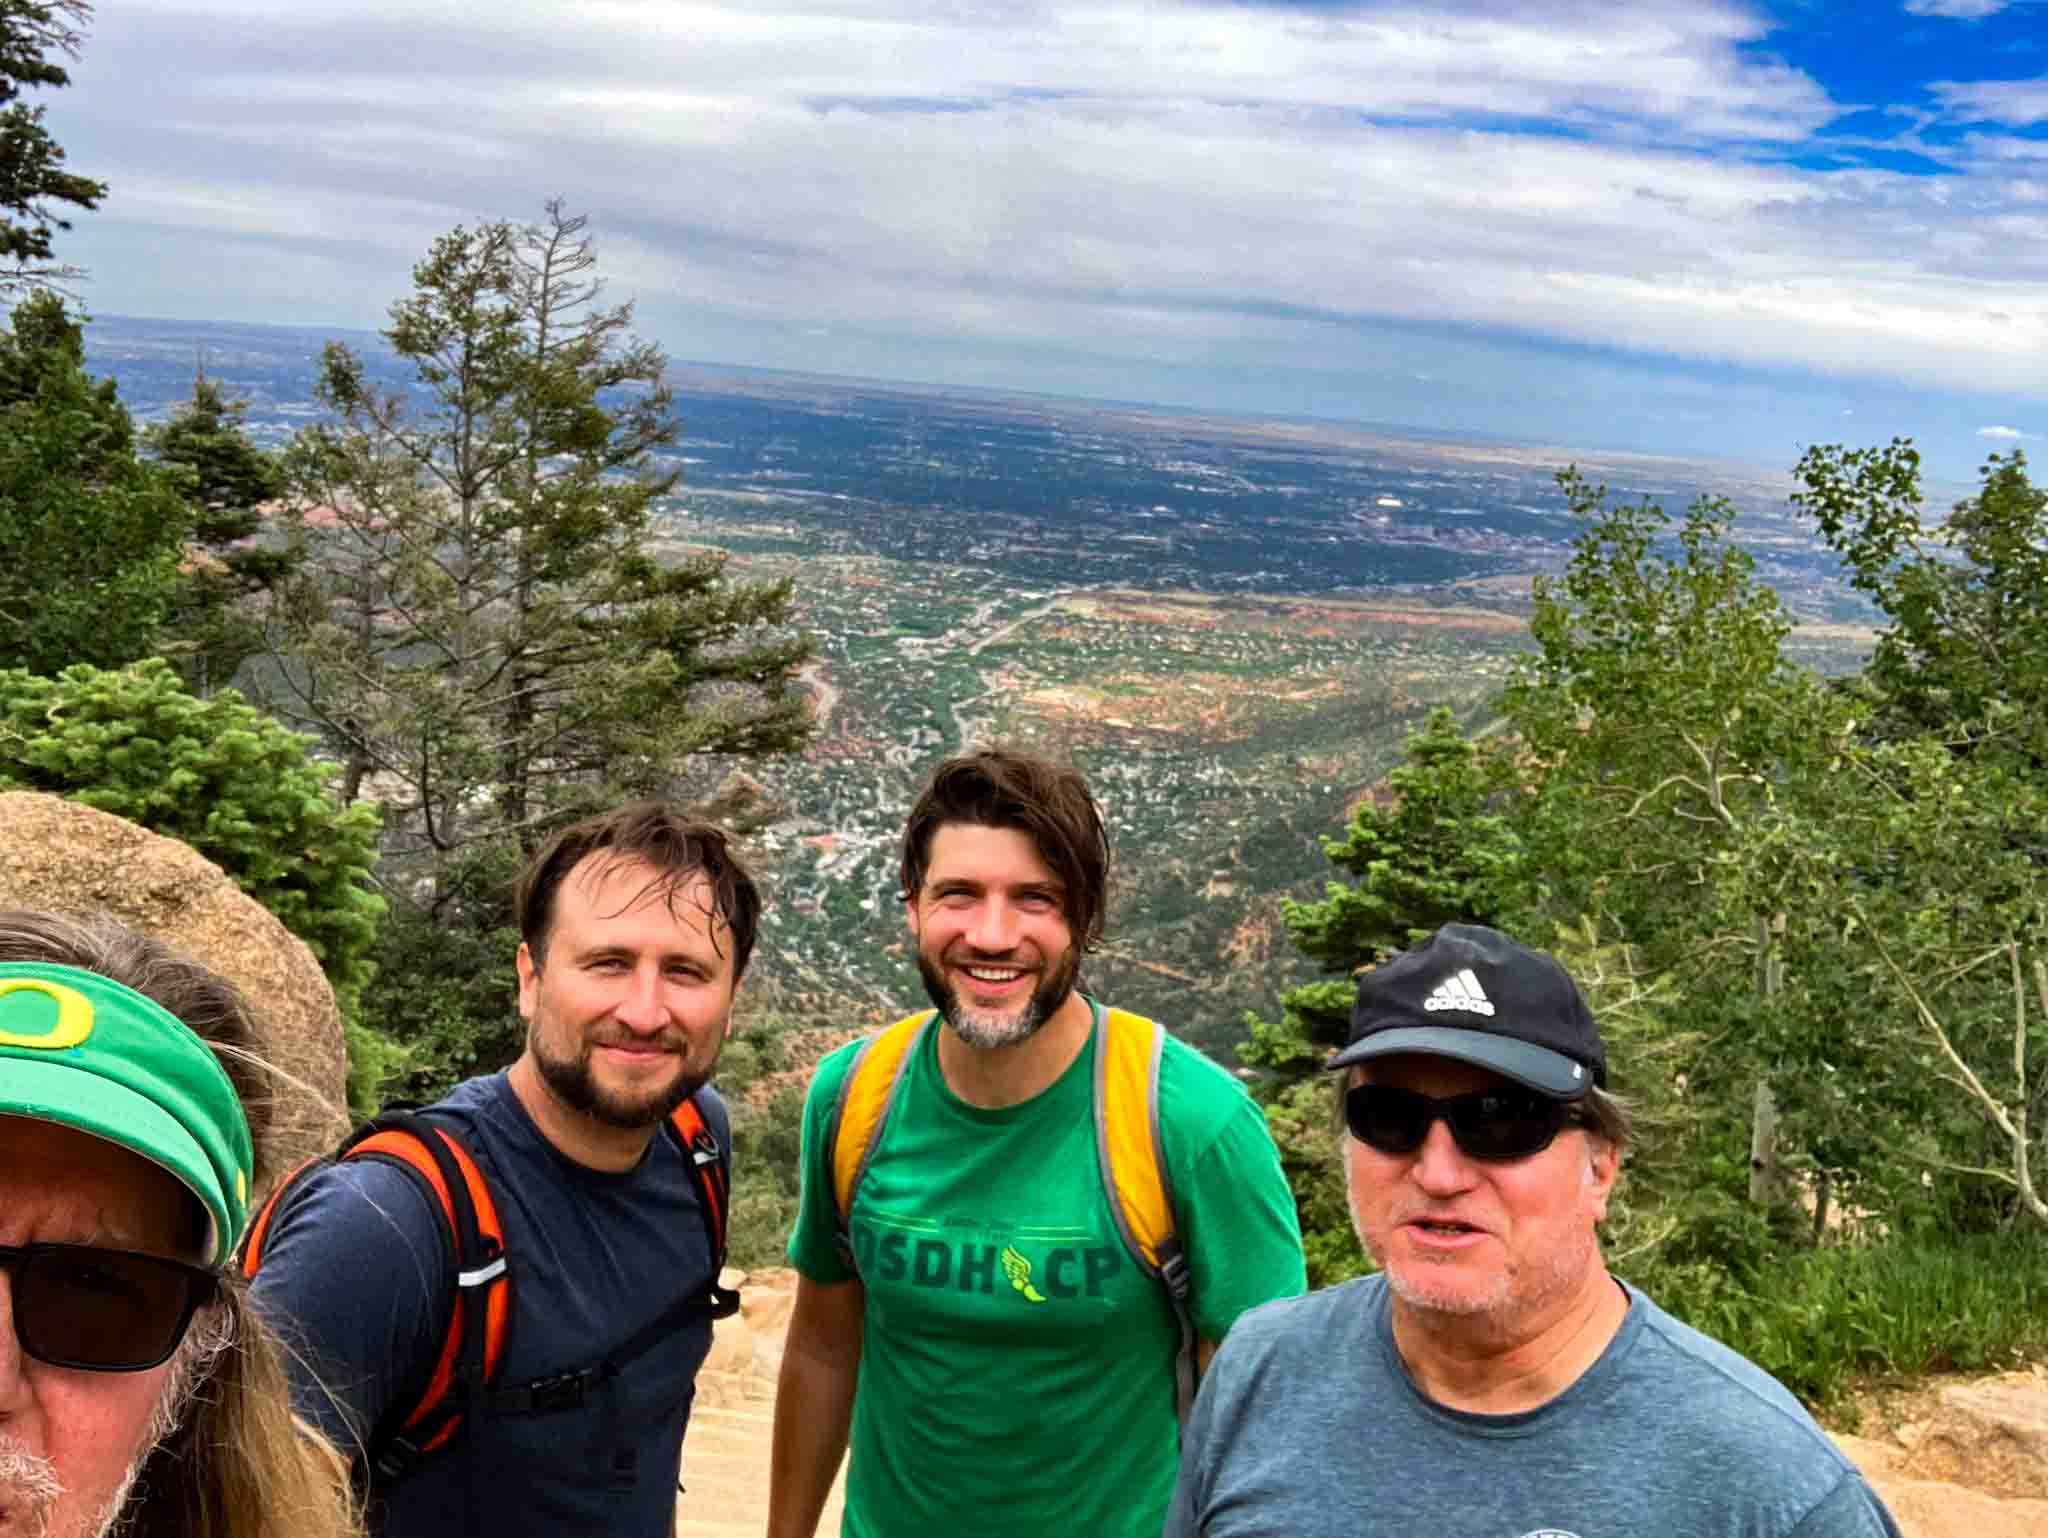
[1830,1366,2048,1536]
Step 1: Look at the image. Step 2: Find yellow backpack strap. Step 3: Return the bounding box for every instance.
[1093,1004,1199,1424]
[825,1011,932,1268]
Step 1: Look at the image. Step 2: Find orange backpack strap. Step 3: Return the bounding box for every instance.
[239,1110,511,1481]
[345,1114,510,1471]
[666,1091,739,1320]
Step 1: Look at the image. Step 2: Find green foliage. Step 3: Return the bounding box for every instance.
[1642,1233,2048,1409]
[0,2,105,290]
[361,892,521,1105]
[1241,706,1521,1074]
[0,293,191,674]
[727,1083,805,1271]
[1502,467,1844,954]
[1798,443,2048,760]
[1256,1076,1371,1289]
[147,373,291,693]
[0,659,393,1111]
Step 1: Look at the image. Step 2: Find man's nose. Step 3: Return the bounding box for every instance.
[965,898,1023,952]
[612,967,668,1032]
[0,1269,30,1412]
[1409,1118,1480,1195]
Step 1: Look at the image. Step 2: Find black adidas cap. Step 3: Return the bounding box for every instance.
[1327,923,1606,1098]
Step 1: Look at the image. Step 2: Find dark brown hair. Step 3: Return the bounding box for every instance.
[514,803,761,980]
[899,750,1110,952]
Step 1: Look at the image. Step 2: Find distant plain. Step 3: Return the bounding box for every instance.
[88,313,1877,1053]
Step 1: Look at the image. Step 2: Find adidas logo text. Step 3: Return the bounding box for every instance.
[1422,968,1495,1017]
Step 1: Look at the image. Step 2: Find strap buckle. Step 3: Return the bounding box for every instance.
[1156,1244,1193,1302]
[370,1432,424,1483]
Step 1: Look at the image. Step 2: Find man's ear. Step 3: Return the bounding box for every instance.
[515,942,539,1022]
[1585,1135,1622,1223]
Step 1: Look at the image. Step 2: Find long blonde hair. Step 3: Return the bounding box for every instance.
[0,909,362,1538]
[126,1279,362,1538]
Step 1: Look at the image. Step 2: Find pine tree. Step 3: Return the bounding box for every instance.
[149,371,290,692]
[0,291,189,673]
[1,1,106,292]
[268,202,813,889]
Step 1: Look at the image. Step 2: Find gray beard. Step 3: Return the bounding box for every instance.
[0,1436,64,1538]
[917,954,1076,1050]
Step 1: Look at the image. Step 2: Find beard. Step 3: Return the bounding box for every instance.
[0,1436,63,1538]
[917,943,1081,1050]
[1344,1150,1602,1329]
[530,1021,706,1129]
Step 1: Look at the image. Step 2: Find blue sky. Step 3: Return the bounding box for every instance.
[36,1,2048,480]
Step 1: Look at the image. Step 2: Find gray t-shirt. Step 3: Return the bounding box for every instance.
[1166,1274,1902,1538]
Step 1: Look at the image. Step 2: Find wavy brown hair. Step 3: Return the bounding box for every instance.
[515,802,763,979]
[0,909,362,1538]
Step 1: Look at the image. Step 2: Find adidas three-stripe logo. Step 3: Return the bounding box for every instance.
[1422,969,1495,1017]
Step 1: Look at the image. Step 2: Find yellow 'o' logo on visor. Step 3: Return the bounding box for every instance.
[0,978,95,1050]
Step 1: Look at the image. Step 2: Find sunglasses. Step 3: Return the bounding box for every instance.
[1345,1083,1591,1162]
[1,1242,220,1372]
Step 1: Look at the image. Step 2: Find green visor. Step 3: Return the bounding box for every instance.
[0,962,254,1264]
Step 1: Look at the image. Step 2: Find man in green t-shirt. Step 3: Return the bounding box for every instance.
[768,749,1305,1538]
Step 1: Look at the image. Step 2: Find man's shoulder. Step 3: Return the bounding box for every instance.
[1622,1288,1855,1470]
[1144,1020,1271,1154]
[1220,1276,1383,1364]
[801,1015,931,1108]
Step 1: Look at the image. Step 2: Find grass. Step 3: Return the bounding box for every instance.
[1648,1231,2048,1410]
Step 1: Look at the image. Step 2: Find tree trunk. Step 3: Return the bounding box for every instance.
[1750,1081,1780,1205]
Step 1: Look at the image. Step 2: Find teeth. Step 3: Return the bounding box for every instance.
[963,967,1024,982]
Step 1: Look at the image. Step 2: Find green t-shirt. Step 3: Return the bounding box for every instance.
[787,999,1306,1538]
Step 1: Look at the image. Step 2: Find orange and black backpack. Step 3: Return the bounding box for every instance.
[240,1092,737,1486]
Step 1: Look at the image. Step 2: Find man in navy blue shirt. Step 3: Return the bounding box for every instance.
[252,803,757,1537]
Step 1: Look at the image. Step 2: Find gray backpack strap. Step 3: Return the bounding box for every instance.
[1089,1000,1199,1426]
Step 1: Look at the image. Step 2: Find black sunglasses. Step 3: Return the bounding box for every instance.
[1345,1083,1591,1162]
[0,1241,220,1372]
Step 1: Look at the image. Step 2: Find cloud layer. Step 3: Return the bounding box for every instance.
[44,0,2048,451]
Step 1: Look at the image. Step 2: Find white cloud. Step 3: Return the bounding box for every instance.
[1905,0,2011,17]
[44,0,2048,407]
[1977,425,2032,439]
[1934,77,2048,126]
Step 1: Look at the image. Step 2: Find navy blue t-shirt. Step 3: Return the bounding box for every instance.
[250,1072,723,1537]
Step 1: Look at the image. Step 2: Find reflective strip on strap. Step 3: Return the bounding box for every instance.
[458,1256,508,1288]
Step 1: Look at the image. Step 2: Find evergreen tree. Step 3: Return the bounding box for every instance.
[0,659,395,1112]
[149,371,290,692]
[0,292,189,673]
[1240,705,1522,1075]
[0,1,105,292]
[270,201,812,887]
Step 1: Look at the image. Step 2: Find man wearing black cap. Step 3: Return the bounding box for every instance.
[1165,923,1902,1538]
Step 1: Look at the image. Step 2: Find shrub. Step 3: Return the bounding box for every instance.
[0,659,393,1110]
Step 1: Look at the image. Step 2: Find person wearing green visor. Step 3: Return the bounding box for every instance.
[0,908,360,1538]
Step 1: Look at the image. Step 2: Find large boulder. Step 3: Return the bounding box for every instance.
[0,791,349,1184]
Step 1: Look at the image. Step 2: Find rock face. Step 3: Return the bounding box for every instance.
[0,791,350,1184]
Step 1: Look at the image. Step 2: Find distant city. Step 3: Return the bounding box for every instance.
[86,312,1862,616]
[82,313,1876,1047]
